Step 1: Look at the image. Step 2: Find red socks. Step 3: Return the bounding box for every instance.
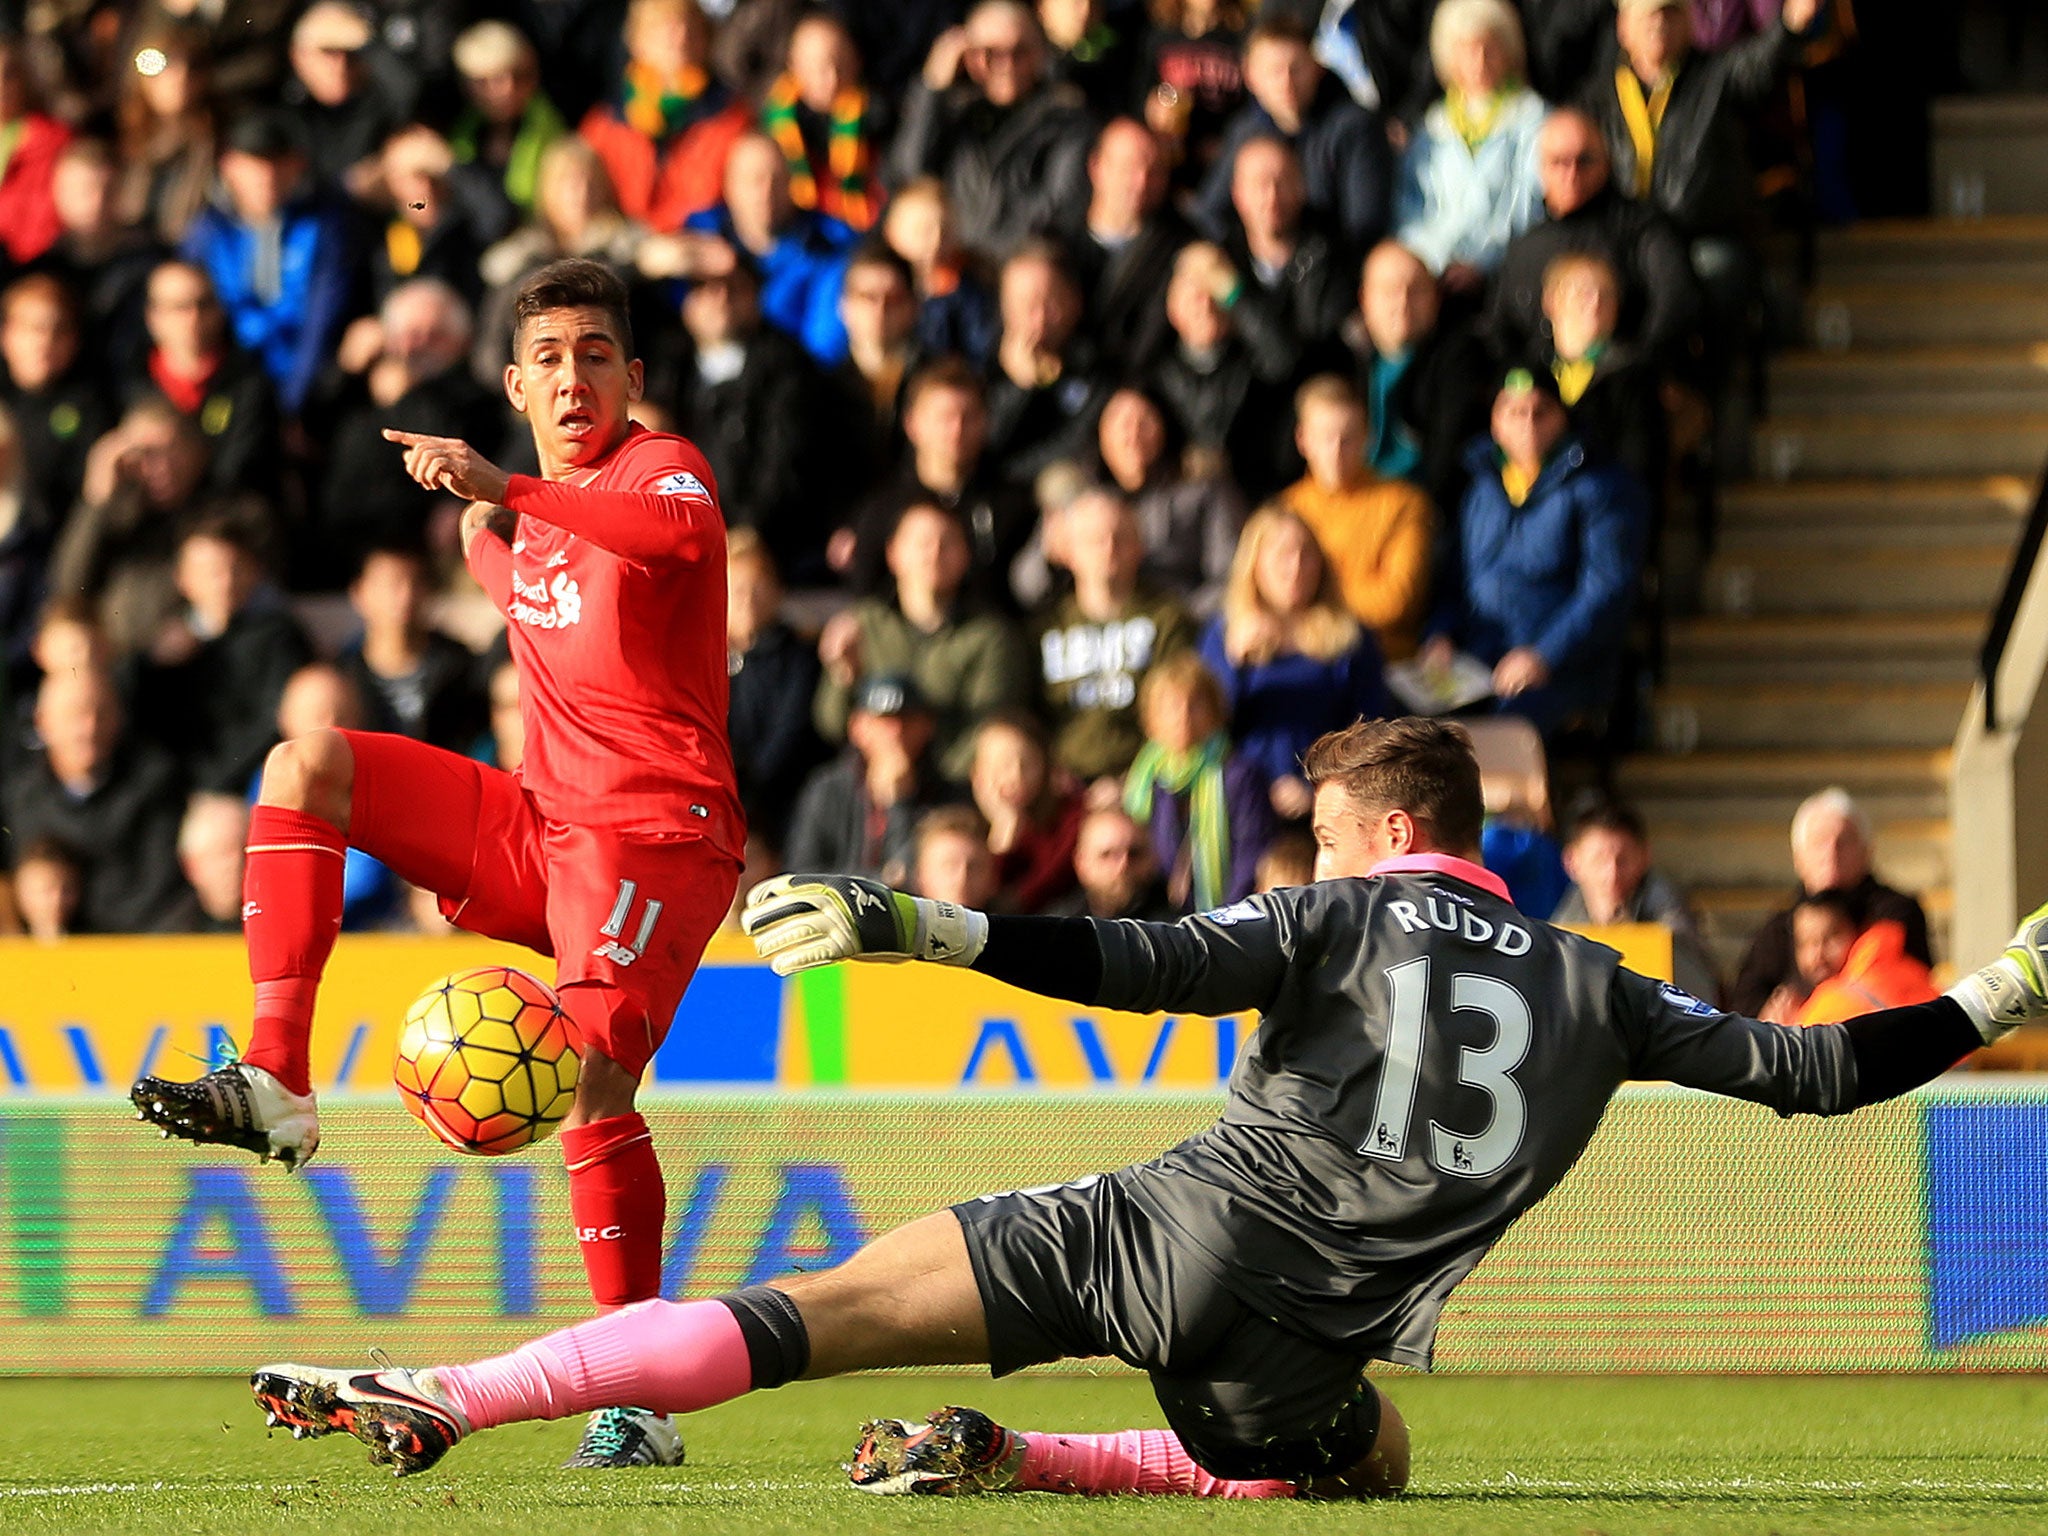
[561,1114,666,1308]
[239,805,348,1097]
[1013,1430,1296,1498]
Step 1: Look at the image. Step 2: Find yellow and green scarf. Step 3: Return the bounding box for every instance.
[1614,65,1675,198]
[1445,86,1513,149]
[1124,733,1232,913]
[1552,340,1605,406]
[622,60,710,141]
[762,76,876,230]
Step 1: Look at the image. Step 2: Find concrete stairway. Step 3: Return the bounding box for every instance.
[1620,217,2048,978]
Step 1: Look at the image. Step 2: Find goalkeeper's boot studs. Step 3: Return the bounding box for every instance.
[251,1360,470,1477]
[132,1064,321,1168]
[849,1406,1025,1495]
[563,1406,685,1469]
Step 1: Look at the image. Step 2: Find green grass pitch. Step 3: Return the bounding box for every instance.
[2,1374,2045,1534]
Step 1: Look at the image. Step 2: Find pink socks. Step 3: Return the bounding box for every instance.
[434,1298,753,1430]
[429,1300,1291,1504]
[1013,1429,1296,1499]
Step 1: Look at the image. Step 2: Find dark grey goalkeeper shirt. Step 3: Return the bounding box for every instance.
[1086,856,1860,1368]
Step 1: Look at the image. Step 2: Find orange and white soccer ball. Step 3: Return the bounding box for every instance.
[394,967,581,1155]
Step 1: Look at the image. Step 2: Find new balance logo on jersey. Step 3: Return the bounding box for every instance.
[509,570,582,630]
[593,879,663,967]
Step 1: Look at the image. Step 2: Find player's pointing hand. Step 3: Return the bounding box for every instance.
[382,429,513,505]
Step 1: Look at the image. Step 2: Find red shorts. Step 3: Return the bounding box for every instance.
[341,731,740,1077]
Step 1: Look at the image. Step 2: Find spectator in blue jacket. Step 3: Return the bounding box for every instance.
[1196,16,1393,253]
[666,132,855,366]
[1198,505,1389,822]
[1423,366,1647,739]
[181,111,357,417]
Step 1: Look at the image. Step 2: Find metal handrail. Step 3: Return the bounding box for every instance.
[1982,456,2048,731]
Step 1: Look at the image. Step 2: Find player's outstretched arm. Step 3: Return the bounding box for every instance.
[743,874,991,973]
[1630,901,2048,1114]
[384,429,512,503]
[741,876,1291,1016]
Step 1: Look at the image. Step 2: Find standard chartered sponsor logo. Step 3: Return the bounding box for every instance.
[1040,616,1158,707]
[509,569,583,630]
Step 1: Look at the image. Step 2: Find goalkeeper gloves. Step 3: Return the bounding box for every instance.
[1948,899,2048,1042]
[741,873,989,978]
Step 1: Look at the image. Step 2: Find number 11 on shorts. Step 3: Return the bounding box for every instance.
[592,879,664,967]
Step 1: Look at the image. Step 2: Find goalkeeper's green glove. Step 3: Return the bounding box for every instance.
[1949,899,2048,1042]
[740,873,989,977]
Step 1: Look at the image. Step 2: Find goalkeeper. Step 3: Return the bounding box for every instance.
[250,718,2048,1499]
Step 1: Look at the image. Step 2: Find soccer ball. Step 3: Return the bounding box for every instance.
[394,967,581,1155]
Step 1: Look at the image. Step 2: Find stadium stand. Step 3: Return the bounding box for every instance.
[0,0,2011,1043]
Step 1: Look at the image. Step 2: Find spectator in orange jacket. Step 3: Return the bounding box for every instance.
[578,0,750,231]
[1278,373,1433,660]
[1779,891,1940,1027]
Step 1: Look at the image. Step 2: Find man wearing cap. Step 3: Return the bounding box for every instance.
[1419,365,1646,741]
[283,1,408,199]
[785,673,961,880]
[448,20,567,215]
[180,110,354,417]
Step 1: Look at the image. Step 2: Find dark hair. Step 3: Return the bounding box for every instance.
[1245,15,1314,53]
[511,257,634,357]
[884,498,969,553]
[15,835,81,870]
[903,354,984,414]
[347,535,429,584]
[973,706,1049,755]
[2,271,78,324]
[180,508,264,557]
[1098,380,1185,475]
[844,239,915,290]
[1002,237,1076,294]
[1256,829,1316,892]
[1564,795,1647,848]
[56,137,115,172]
[1302,716,1485,854]
[914,803,992,860]
[1794,888,1860,929]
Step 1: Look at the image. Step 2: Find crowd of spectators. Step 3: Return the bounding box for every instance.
[0,0,1920,1024]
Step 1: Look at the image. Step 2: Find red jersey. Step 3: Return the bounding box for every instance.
[467,423,742,852]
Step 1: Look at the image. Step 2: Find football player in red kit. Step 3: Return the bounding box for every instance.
[132,258,744,1469]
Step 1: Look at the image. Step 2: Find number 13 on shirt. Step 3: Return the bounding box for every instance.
[1361,956,1532,1180]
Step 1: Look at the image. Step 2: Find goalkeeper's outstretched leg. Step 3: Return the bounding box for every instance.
[846,1398,1410,1499]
